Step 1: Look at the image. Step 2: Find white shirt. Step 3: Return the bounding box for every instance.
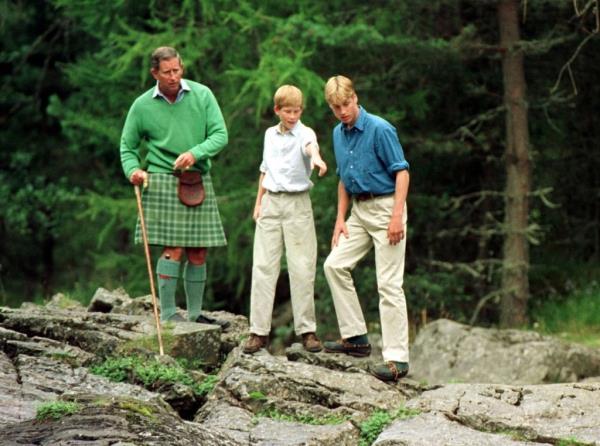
[152,79,191,103]
[260,120,318,192]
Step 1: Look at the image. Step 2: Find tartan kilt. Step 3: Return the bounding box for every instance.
[135,172,227,247]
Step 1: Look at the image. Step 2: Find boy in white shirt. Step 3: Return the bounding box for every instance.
[243,85,327,354]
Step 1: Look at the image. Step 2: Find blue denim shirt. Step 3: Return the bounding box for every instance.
[333,107,409,195]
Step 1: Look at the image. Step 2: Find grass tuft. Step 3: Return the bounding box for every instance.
[90,355,218,396]
[36,401,81,421]
[358,407,420,446]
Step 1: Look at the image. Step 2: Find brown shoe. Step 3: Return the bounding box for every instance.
[243,333,268,354]
[301,332,323,352]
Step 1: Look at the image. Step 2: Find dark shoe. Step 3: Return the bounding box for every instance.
[370,361,409,382]
[301,332,323,352]
[323,338,371,357]
[243,334,269,354]
[196,314,231,329]
[164,313,186,322]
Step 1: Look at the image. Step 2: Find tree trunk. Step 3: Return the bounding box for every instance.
[498,0,531,327]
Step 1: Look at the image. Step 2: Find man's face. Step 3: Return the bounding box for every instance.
[329,93,359,127]
[274,105,303,130]
[151,57,183,98]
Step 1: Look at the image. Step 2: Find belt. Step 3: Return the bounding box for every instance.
[353,192,393,202]
[268,190,308,195]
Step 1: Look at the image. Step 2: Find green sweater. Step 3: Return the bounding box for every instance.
[120,80,228,179]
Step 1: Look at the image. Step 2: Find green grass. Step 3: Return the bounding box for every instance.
[358,407,420,446]
[89,356,218,396]
[36,401,81,421]
[556,438,589,446]
[256,408,348,425]
[532,283,600,347]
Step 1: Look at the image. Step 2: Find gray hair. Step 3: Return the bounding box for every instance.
[150,46,182,70]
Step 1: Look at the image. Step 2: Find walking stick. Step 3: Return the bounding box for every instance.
[134,183,165,356]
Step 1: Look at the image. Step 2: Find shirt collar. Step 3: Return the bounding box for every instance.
[344,106,365,132]
[277,120,301,135]
[152,79,191,102]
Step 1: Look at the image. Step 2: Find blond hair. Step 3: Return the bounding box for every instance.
[273,85,304,108]
[324,75,355,105]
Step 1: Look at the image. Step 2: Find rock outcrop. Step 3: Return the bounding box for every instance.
[410,318,600,385]
[1,290,600,445]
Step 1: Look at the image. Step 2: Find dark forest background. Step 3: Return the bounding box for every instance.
[1,0,599,343]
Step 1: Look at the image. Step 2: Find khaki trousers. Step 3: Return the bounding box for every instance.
[324,196,409,362]
[249,191,317,336]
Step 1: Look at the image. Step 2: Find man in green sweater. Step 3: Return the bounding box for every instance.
[120,46,228,323]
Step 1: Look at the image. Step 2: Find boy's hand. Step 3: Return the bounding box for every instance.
[253,204,261,221]
[311,157,328,177]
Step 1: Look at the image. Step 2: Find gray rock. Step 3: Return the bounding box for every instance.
[374,412,551,445]
[250,416,359,446]
[0,393,239,446]
[4,335,96,366]
[88,287,133,313]
[204,347,408,420]
[196,398,360,445]
[45,292,87,311]
[406,382,600,445]
[0,306,221,366]
[0,351,36,426]
[17,354,159,403]
[410,319,600,384]
[285,341,378,373]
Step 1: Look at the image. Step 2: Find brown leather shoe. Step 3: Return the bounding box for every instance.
[243,333,268,354]
[301,332,323,352]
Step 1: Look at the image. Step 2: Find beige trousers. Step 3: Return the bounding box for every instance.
[324,196,409,362]
[249,191,317,336]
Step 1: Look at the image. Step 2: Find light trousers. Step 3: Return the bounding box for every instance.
[324,196,409,362]
[249,191,317,336]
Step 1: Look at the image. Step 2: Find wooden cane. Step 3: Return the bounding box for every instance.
[134,183,165,356]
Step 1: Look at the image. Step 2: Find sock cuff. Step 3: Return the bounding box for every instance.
[184,262,207,282]
[157,258,181,277]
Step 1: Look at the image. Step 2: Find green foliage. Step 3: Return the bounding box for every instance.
[556,438,589,446]
[89,356,217,396]
[195,374,219,396]
[118,400,155,419]
[256,408,347,426]
[532,282,600,346]
[249,390,268,401]
[359,407,420,446]
[36,401,81,421]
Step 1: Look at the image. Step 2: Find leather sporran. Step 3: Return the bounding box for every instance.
[175,171,205,207]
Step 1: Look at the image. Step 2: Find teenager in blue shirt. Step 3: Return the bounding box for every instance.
[322,75,410,382]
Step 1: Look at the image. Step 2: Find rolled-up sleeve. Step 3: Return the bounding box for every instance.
[376,125,409,174]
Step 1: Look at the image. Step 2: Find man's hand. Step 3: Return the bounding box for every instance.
[173,151,196,170]
[331,218,349,248]
[387,214,405,245]
[129,169,148,186]
[311,156,328,177]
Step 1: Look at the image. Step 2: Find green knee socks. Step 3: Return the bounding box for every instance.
[184,262,207,322]
[157,258,181,321]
